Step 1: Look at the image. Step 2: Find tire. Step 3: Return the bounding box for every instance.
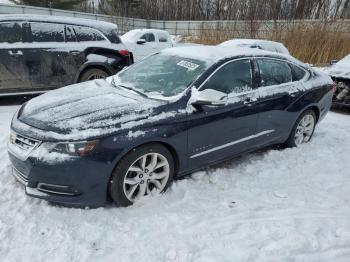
[109,144,174,207]
[79,68,109,82]
[285,109,317,147]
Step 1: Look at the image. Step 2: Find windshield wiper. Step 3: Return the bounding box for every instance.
[110,78,149,98]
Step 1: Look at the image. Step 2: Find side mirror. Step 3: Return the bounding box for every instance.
[136,39,146,45]
[192,89,227,107]
[330,59,338,65]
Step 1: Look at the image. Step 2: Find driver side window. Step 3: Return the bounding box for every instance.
[140,33,155,42]
[201,59,253,94]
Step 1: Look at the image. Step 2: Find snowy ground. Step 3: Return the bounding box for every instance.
[0,105,350,261]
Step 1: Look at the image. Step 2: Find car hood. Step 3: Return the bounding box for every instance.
[324,56,350,79]
[17,79,167,139]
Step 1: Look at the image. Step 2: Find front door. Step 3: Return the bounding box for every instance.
[135,33,158,61]
[187,59,260,169]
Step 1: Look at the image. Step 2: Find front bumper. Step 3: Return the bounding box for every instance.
[8,148,116,208]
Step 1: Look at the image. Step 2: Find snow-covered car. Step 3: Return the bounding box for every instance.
[218,39,290,55]
[121,29,173,62]
[323,54,350,108]
[0,15,133,96]
[8,46,333,207]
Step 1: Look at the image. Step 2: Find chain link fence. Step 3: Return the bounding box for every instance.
[1,3,349,38]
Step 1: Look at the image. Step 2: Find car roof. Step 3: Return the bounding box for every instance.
[126,29,169,34]
[161,45,303,66]
[0,14,117,30]
[218,39,290,54]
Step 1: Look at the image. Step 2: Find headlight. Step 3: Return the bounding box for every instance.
[47,140,99,157]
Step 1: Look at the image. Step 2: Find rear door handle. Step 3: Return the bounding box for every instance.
[8,50,23,56]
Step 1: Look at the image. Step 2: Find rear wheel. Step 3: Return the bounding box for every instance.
[79,68,109,82]
[109,144,174,207]
[285,109,316,147]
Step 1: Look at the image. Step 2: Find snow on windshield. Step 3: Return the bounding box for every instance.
[117,53,208,97]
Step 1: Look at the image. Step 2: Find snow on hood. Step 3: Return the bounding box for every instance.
[323,54,350,79]
[15,78,169,140]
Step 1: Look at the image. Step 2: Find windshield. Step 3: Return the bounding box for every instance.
[116,53,208,97]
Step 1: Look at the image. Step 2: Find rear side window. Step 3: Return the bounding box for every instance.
[258,59,292,86]
[140,33,155,42]
[158,32,168,42]
[73,26,106,42]
[0,22,22,43]
[290,64,307,81]
[201,59,253,94]
[30,23,64,42]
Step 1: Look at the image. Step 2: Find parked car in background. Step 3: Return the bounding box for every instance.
[323,54,350,108]
[8,46,333,207]
[219,39,290,55]
[121,29,173,62]
[0,14,133,96]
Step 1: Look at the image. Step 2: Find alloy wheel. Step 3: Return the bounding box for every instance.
[294,113,315,145]
[123,153,170,202]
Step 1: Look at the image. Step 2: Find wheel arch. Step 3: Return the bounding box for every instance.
[119,141,180,177]
[74,63,113,83]
[105,140,181,204]
[307,105,320,123]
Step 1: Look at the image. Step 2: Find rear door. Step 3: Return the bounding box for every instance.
[253,58,308,146]
[0,21,30,93]
[157,31,172,50]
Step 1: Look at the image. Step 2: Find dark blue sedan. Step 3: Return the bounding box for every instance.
[8,46,334,207]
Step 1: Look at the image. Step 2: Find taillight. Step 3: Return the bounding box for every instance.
[331,82,337,93]
[118,50,129,56]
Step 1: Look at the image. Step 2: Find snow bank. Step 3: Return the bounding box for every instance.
[1,105,350,261]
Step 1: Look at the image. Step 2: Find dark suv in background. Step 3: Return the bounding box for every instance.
[0,14,133,95]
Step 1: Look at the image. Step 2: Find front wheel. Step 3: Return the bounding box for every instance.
[285,109,317,147]
[109,144,174,207]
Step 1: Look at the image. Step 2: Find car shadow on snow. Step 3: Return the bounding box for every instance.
[0,94,39,106]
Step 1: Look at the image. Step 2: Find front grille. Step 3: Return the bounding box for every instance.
[8,131,41,160]
[11,132,40,151]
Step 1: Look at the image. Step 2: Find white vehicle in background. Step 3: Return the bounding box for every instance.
[121,29,173,62]
[218,39,290,55]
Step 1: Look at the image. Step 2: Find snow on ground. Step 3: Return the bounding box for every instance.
[1,106,350,261]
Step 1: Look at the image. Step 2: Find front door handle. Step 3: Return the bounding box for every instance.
[69,50,80,55]
[243,97,258,106]
[8,50,23,56]
[288,90,299,97]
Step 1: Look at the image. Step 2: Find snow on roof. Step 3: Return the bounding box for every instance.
[121,28,169,42]
[0,14,117,29]
[161,45,301,66]
[218,39,290,55]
